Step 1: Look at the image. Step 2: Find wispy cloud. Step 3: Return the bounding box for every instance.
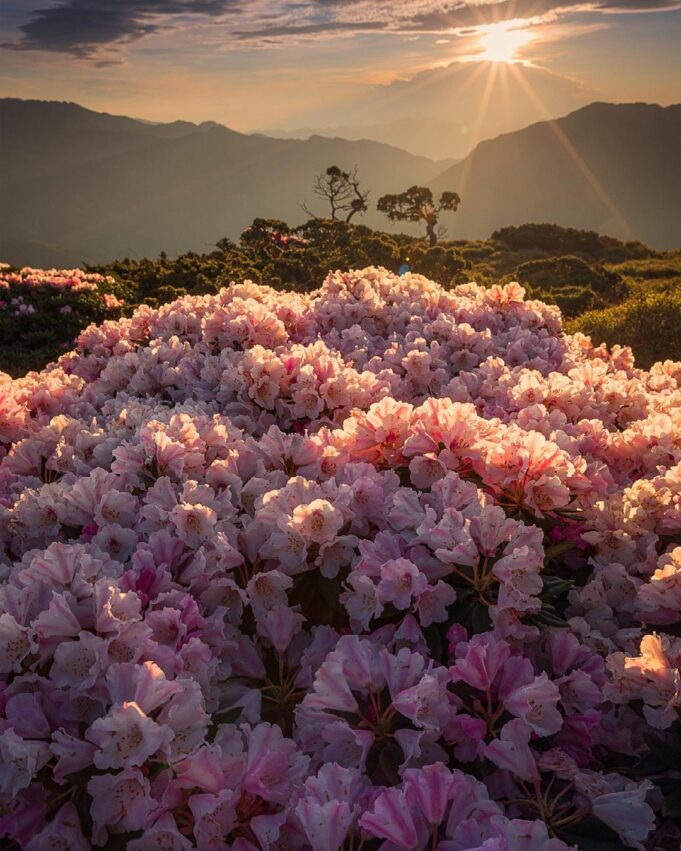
[3,0,680,57]
[235,1,681,43]
[4,0,244,58]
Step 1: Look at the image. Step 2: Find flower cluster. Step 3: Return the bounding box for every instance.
[1,267,679,850]
[0,267,112,294]
[0,266,128,377]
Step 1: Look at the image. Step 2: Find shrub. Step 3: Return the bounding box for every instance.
[405,243,468,284]
[0,266,130,377]
[0,268,679,849]
[492,223,656,262]
[515,255,627,318]
[570,289,681,367]
[608,256,681,280]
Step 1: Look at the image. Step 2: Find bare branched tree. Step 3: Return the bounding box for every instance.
[305,166,370,222]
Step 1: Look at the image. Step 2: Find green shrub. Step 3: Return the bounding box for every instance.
[514,255,627,318]
[569,291,681,368]
[0,268,132,377]
[406,244,467,284]
[607,256,681,280]
[492,223,656,263]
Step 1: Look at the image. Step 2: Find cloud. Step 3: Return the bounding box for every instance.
[598,0,680,6]
[5,0,680,55]
[234,1,681,42]
[7,0,243,57]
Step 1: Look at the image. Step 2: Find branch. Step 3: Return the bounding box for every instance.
[300,200,320,220]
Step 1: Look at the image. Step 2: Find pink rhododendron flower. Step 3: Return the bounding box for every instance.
[0,266,676,848]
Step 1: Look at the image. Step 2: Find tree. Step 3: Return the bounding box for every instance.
[377,186,460,246]
[305,166,370,222]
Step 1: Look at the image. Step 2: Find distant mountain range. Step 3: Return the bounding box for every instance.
[264,61,594,161]
[0,98,679,266]
[0,99,447,266]
[431,102,681,249]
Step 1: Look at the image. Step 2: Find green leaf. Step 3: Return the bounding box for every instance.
[541,574,574,600]
[471,603,492,634]
[663,786,681,819]
[378,741,403,787]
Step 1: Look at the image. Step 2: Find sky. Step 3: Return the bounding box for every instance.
[0,1,680,132]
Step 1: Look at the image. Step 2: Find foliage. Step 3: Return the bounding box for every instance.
[570,287,681,367]
[514,255,627,318]
[492,222,656,262]
[608,256,681,281]
[0,267,131,377]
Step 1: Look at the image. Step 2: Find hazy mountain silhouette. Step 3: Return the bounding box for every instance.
[431,102,681,249]
[1,98,679,265]
[0,99,447,265]
[265,61,594,161]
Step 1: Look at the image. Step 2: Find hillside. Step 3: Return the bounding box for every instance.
[2,100,679,267]
[2,261,680,851]
[2,218,678,377]
[431,102,681,249]
[0,99,445,266]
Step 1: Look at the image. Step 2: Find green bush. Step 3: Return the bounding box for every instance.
[406,244,468,284]
[514,255,627,318]
[569,290,681,368]
[492,223,656,263]
[0,269,132,377]
[607,256,681,280]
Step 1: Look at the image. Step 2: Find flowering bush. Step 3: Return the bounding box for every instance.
[0,266,129,377]
[4,221,679,377]
[0,266,680,850]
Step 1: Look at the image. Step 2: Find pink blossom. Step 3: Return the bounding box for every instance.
[484,719,539,782]
[88,769,158,843]
[0,265,674,849]
[360,787,420,849]
[377,558,428,610]
[86,700,171,768]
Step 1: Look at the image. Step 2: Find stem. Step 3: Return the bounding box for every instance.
[551,807,591,829]
[548,780,575,816]
[532,775,549,821]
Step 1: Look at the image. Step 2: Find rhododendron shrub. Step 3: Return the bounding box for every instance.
[0,266,128,377]
[1,267,680,850]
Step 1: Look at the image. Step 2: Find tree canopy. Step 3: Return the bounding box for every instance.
[377,186,461,245]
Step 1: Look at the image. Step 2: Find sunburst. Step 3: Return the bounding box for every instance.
[478,23,533,63]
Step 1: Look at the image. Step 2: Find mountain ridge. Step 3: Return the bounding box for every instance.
[1,98,679,265]
[430,101,681,249]
[262,60,595,160]
[0,98,447,264]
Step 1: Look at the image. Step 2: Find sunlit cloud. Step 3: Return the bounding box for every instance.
[0,0,677,135]
[2,1,680,59]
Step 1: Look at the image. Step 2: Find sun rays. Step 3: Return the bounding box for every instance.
[448,23,634,240]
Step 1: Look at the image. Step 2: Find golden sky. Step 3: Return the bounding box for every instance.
[1,1,679,131]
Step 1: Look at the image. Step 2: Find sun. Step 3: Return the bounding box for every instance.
[478,23,534,63]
